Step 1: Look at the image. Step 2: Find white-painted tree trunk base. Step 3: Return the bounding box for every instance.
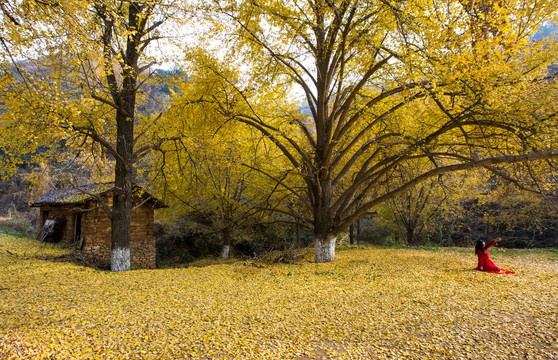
[314,235,336,263]
[221,245,230,259]
[111,247,131,271]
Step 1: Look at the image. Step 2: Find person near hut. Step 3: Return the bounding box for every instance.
[475,238,515,274]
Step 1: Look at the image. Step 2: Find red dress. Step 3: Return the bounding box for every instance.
[476,240,515,274]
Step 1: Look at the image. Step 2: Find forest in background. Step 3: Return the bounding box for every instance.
[2,162,558,267]
[2,1,558,269]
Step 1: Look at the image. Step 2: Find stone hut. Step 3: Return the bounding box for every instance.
[29,183,166,269]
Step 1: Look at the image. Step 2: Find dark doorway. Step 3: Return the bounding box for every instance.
[74,212,82,249]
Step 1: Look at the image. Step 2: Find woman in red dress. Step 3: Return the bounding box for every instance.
[475,238,515,274]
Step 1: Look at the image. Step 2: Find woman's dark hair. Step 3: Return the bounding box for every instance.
[475,240,485,253]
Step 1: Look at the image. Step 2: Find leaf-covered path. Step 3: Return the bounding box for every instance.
[1,235,557,359]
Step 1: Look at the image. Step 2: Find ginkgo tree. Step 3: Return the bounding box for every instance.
[0,0,182,271]
[195,0,558,262]
[154,126,277,259]
[383,161,448,246]
[150,57,297,258]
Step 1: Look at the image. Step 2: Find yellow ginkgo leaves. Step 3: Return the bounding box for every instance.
[1,234,557,359]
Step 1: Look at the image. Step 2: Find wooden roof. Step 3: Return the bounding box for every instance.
[29,183,166,209]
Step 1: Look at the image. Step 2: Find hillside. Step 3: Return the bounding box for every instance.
[531,21,558,41]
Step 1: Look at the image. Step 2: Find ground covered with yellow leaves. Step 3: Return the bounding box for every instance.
[1,234,557,359]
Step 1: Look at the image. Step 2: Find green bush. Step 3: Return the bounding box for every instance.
[155,220,221,266]
[356,216,396,246]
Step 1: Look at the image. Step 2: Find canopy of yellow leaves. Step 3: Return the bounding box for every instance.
[1,235,556,359]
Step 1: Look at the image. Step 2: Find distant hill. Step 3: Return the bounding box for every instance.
[532,21,558,42]
[531,22,558,75]
[2,60,183,116]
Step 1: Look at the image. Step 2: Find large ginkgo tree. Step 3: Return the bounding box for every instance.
[0,0,180,271]
[198,0,558,262]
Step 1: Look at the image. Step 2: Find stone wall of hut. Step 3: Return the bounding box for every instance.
[81,204,112,267]
[129,205,156,269]
[80,197,156,269]
[39,197,156,269]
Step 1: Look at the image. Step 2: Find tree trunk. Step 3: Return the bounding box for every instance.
[296,222,300,247]
[111,111,134,271]
[407,227,415,246]
[356,219,360,245]
[221,226,232,259]
[314,234,336,263]
[221,245,230,259]
[108,2,143,272]
[349,223,355,245]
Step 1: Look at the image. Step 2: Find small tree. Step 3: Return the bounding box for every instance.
[151,62,291,258]
[387,173,447,246]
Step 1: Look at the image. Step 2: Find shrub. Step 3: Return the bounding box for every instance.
[0,210,37,238]
[155,220,221,266]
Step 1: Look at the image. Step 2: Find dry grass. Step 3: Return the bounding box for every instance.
[1,235,557,359]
